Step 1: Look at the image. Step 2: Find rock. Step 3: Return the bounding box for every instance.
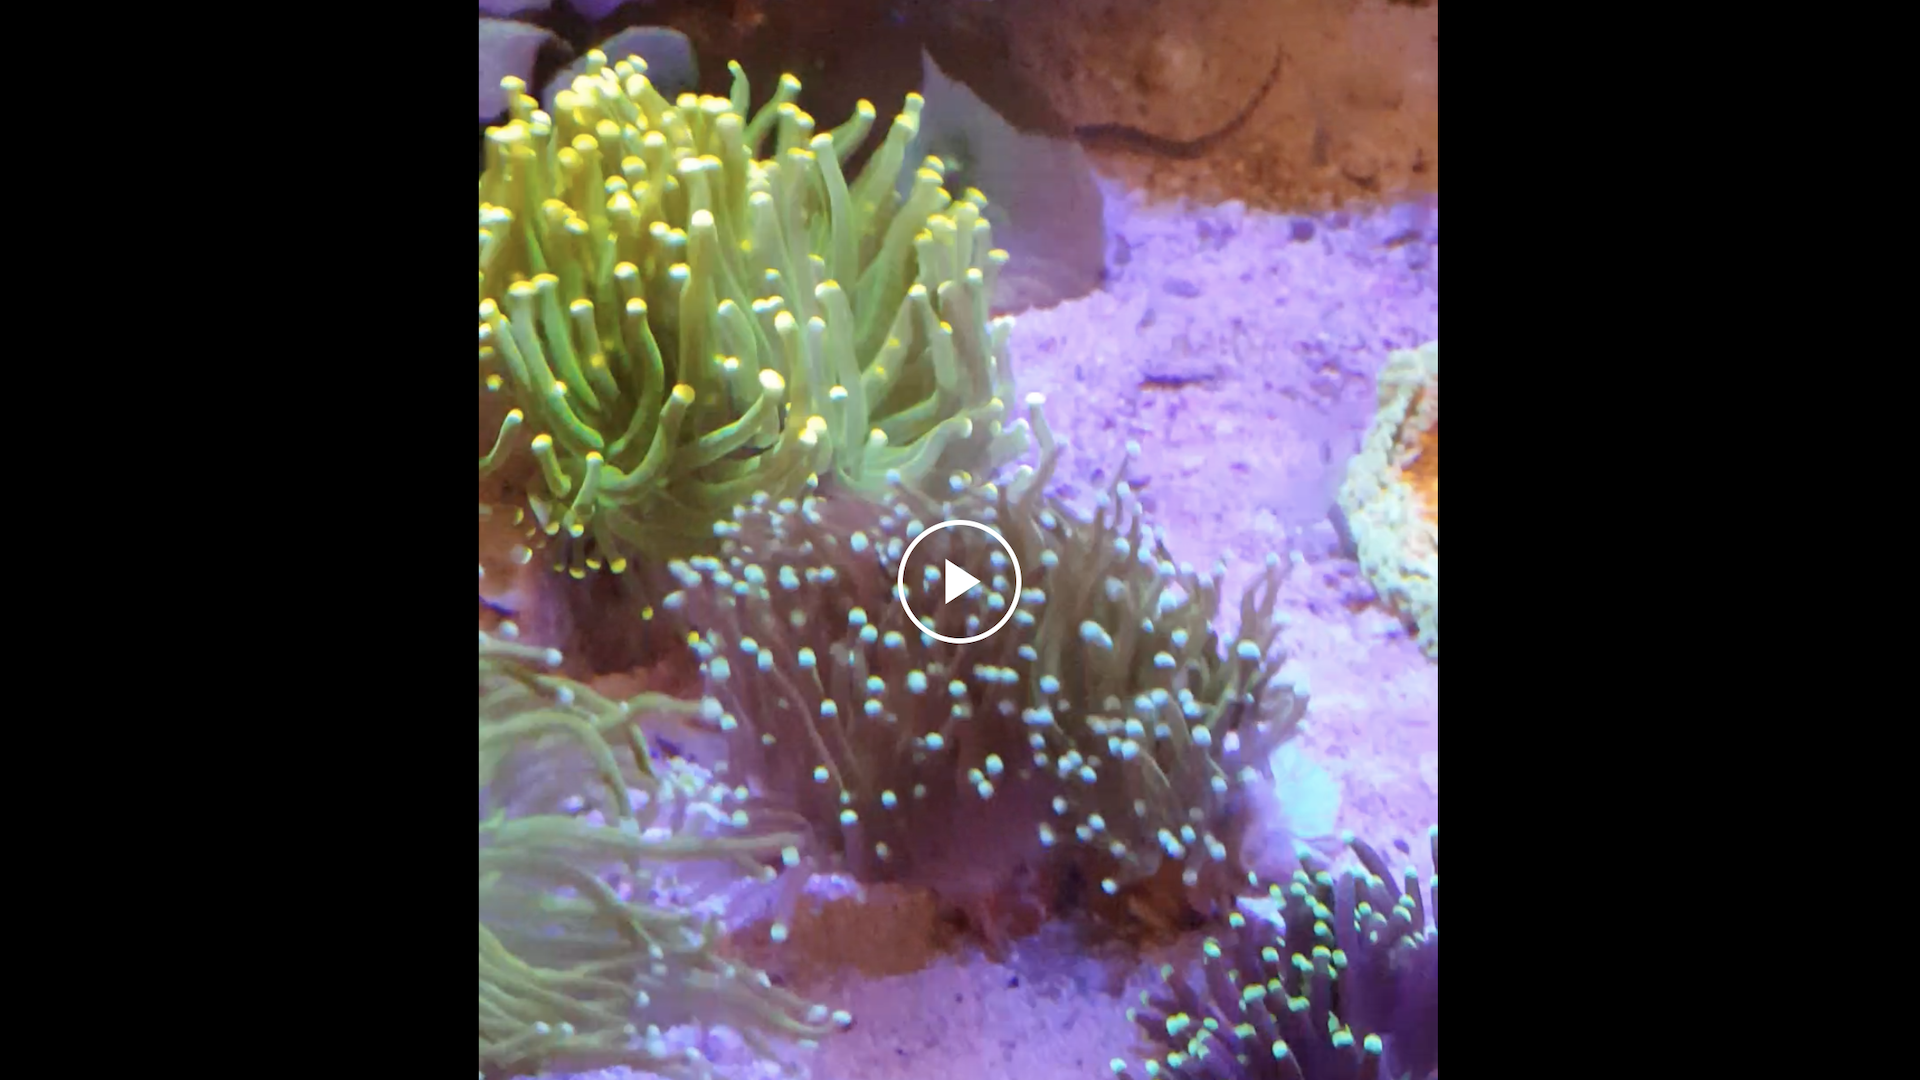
[478,17,562,120]
[541,26,699,114]
[915,52,1106,314]
[477,0,552,15]
[1336,341,1437,658]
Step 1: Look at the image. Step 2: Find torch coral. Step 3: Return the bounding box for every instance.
[479,630,849,1079]
[1113,827,1439,1080]
[667,399,1308,943]
[478,51,1029,581]
[1336,341,1437,660]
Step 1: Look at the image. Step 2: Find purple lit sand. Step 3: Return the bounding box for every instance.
[1012,181,1438,852]
[594,183,1439,1080]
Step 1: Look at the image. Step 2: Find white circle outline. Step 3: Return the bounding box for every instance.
[895,519,1023,645]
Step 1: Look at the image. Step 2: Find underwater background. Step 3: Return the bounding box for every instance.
[479,2,1436,1078]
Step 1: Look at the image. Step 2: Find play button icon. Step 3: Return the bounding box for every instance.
[895,519,1024,645]
[943,560,981,604]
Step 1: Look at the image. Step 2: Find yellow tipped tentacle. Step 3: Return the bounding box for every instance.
[479,65,1043,574]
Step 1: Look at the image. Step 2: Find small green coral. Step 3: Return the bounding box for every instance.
[479,632,847,1079]
[1113,826,1440,1080]
[478,52,1030,581]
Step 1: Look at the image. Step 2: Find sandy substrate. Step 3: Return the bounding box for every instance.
[1011,181,1439,860]
[564,181,1439,1080]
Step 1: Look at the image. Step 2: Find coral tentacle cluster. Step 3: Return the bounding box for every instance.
[672,414,1309,940]
[479,630,848,1078]
[479,52,1029,581]
[1114,827,1440,1080]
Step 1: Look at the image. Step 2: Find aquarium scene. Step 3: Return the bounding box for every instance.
[478,1,1437,1077]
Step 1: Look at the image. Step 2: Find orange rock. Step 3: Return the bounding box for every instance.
[1338,341,1438,657]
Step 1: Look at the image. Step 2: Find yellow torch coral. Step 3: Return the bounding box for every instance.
[479,53,1032,581]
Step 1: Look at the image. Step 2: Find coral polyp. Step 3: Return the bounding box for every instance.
[478,52,1031,581]
[479,631,848,1079]
[668,401,1308,941]
[1113,827,1439,1080]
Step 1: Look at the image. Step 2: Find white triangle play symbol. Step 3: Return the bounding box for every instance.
[943,560,981,604]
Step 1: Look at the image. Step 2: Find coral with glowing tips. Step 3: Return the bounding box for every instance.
[1113,827,1439,1080]
[478,631,849,1078]
[479,52,1030,581]
[669,400,1309,944]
